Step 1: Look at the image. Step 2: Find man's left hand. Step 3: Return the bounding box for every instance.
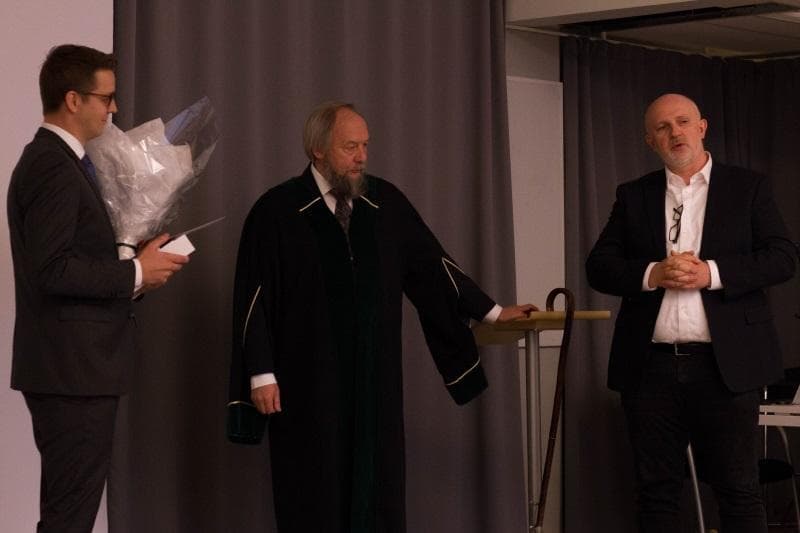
[497,304,538,323]
[663,251,711,290]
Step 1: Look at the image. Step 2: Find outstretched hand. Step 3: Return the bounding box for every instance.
[496,303,538,323]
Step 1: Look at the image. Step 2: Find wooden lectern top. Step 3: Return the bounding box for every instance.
[472,310,611,346]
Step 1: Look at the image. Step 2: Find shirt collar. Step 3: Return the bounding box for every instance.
[41,122,85,159]
[665,151,713,186]
[310,162,332,197]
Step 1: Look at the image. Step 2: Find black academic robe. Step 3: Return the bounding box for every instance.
[230,166,495,532]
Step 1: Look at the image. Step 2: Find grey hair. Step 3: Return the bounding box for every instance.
[302,101,359,160]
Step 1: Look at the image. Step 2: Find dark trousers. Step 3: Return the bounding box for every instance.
[621,348,766,533]
[24,393,119,533]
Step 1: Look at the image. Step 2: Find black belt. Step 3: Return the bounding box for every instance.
[651,342,713,356]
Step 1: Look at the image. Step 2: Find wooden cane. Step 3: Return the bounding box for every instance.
[534,288,575,531]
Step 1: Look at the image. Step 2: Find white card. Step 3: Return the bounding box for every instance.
[160,234,195,255]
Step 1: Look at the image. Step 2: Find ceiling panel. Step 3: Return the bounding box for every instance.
[510,4,800,59]
[607,14,800,55]
[712,13,800,38]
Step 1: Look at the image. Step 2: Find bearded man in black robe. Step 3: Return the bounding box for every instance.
[230,102,534,532]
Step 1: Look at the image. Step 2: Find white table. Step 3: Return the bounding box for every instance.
[759,403,800,530]
[761,403,800,428]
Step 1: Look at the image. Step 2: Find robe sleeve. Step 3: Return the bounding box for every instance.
[229,200,279,403]
[398,191,495,405]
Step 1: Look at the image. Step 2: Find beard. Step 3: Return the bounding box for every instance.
[325,164,366,199]
[660,139,706,174]
[663,152,693,171]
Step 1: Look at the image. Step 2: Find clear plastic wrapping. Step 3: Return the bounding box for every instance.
[86,97,218,258]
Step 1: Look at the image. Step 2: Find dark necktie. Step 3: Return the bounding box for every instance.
[333,192,352,236]
[81,154,99,188]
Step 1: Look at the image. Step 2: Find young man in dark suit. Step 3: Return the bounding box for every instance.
[586,93,796,532]
[7,44,189,532]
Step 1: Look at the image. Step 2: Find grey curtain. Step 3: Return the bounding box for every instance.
[109,1,525,532]
[562,37,800,532]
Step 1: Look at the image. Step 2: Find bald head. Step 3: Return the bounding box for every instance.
[644,93,708,181]
[645,93,702,132]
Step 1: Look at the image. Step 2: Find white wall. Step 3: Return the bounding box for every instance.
[505,29,564,533]
[0,3,112,531]
[508,75,565,533]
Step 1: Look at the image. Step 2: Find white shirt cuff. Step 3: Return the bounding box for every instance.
[482,304,503,324]
[642,262,657,291]
[251,373,277,389]
[706,259,723,290]
[133,258,143,292]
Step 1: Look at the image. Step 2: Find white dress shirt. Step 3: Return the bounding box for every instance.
[41,122,143,291]
[642,153,722,343]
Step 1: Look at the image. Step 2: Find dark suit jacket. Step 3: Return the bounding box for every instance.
[7,128,138,395]
[586,163,796,393]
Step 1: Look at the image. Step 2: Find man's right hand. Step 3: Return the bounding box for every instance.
[648,250,709,290]
[137,234,189,292]
[252,384,281,415]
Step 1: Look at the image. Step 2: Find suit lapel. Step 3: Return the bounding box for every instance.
[643,170,667,255]
[37,128,105,203]
[77,159,105,202]
[699,163,727,259]
[37,129,121,249]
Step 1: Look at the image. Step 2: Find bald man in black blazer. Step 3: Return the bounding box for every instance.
[587,94,796,532]
[7,45,188,532]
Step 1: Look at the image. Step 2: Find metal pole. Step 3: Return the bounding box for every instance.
[776,427,800,531]
[525,329,542,530]
[686,445,706,533]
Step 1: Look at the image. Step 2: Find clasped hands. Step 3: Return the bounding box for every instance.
[648,250,711,290]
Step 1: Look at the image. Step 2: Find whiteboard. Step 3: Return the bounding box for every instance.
[507,76,565,346]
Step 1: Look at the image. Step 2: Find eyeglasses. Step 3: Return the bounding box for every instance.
[81,92,116,108]
[669,204,683,244]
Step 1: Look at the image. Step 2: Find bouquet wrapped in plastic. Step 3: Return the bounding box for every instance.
[86,96,219,258]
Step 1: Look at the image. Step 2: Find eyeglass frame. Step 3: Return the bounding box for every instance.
[669,204,684,244]
[80,91,116,108]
